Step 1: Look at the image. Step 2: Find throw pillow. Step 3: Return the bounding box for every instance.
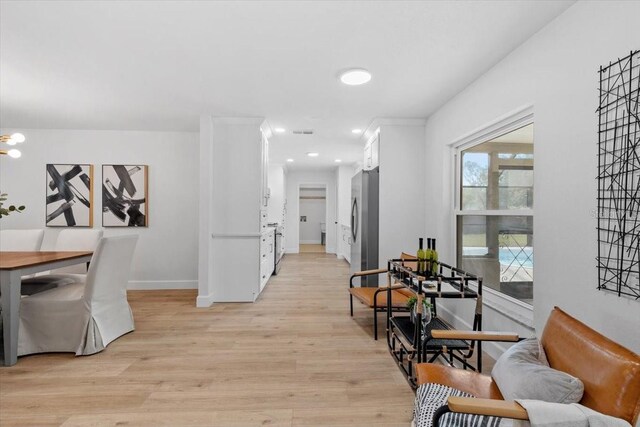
[492,338,584,404]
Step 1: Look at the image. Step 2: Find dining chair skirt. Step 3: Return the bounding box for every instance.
[17,235,137,357]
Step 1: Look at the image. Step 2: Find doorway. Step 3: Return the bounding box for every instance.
[298,184,327,253]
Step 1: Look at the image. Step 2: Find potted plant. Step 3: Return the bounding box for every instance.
[0,192,25,218]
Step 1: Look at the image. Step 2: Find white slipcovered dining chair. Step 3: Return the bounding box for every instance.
[0,229,44,251]
[18,235,138,356]
[20,229,103,295]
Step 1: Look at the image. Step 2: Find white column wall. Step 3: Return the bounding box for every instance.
[378,123,427,269]
[197,115,214,306]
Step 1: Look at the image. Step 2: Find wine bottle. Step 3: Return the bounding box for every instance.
[426,238,432,276]
[431,238,439,275]
[417,238,425,274]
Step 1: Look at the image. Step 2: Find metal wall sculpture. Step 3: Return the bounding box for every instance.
[45,164,93,227]
[102,164,148,227]
[597,50,640,299]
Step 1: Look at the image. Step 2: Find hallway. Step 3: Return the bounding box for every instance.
[0,253,414,427]
[298,244,326,253]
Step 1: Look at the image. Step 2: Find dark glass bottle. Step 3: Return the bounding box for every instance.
[417,238,425,274]
[426,238,433,276]
[431,239,439,275]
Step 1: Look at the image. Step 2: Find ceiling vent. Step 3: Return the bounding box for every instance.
[292,129,314,135]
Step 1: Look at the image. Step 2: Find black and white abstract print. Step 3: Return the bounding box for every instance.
[102,165,148,227]
[46,164,93,227]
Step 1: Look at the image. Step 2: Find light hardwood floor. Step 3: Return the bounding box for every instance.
[0,253,415,426]
[298,244,326,253]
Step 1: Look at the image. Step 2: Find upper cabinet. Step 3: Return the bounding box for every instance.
[363,130,380,170]
[261,131,270,207]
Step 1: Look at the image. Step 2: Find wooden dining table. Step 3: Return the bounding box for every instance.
[0,251,93,366]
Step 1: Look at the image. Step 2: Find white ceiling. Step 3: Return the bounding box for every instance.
[0,1,573,168]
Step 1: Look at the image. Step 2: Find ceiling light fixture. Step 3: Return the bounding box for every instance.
[339,69,372,86]
[335,159,342,163]
[351,129,362,134]
[1,133,26,158]
[307,152,319,157]
[274,128,286,133]
[7,149,22,159]
[286,158,294,162]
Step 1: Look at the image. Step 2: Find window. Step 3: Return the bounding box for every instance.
[456,123,534,305]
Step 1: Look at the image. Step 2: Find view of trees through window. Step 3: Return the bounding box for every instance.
[457,123,534,305]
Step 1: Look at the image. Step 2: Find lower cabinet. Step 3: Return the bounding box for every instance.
[259,229,275,292]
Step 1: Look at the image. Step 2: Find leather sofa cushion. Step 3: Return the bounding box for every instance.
[492,338,584,403]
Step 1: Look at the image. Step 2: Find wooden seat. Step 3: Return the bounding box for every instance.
[349,252,417,340]
[349,287,410,308]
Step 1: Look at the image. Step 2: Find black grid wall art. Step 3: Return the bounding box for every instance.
[597,50,640,299]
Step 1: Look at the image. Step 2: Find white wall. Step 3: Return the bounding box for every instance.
[299,188,326,244]
[423,1,640,353]
[378,122,427,269]
[0,128,199,290]
[285,170,336,254]
[267,164,286,225]
[203,118,266,303]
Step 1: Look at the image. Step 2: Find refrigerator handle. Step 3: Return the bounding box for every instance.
[351,198,358,242]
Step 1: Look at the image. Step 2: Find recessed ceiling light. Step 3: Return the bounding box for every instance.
[335,159,342,163]
[286,158,294,162]
[351,129,362,134]
[274,128,286,133]
[307,152,319,157]
[339,69,372,86]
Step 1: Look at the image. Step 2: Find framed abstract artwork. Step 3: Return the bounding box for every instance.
[102,164,148,227]
[45,164,93,227]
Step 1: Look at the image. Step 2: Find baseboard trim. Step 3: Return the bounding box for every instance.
[286,247,299,253]
[300,240,322,244]
[196,293,215,307]
[128,280,197,290]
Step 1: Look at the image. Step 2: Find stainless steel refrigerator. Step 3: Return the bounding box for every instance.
[350,167,379,287]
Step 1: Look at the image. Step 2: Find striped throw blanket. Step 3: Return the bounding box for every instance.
[414,383,503,427]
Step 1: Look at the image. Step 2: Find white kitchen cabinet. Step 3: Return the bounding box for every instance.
[261,133,269,207]
[363,132,379,170]
[364,141,372,170]
[260,228,275,291]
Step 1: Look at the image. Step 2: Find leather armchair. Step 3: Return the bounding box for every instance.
[417,307,640,425]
